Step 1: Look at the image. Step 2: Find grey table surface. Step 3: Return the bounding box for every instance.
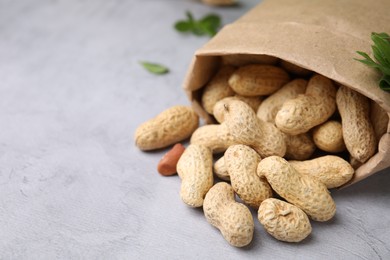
[1,0,390,259]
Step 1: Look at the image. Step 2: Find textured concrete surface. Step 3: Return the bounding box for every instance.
[0,0,389,259]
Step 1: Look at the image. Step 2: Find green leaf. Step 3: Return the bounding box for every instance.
[200,14,221,28]
[174,11,221,37]
[355,51,379,68]
[186,11,195,23]
[174,21,191,32]
[371,33,390,64]
[355,32,390,92]
[199,14,221,36]
[375,32,390,39]
[379,75,390,91]
[139,61,169,75]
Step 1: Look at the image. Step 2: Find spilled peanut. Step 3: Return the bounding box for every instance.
[225,145,272,208]
[135,106,199,150]
[258,198,311,242]
[176,144,213,207]
[257,156,336,221]
[203,182,254,247]
[289,155,354,189]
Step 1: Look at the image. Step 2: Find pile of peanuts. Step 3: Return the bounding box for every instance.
[134,57,389,247]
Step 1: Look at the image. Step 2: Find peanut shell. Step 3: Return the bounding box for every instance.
[203,182,254,247]
[258,198,312,242]
[176,144,213,207]
[257,156,336,221]
[135,106,199,151]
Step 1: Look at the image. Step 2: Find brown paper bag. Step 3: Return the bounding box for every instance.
[183,0,390,186]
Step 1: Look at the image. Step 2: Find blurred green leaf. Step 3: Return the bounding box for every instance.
[355,32,390,92]
[139,61,169,75]
[174,11,221,37]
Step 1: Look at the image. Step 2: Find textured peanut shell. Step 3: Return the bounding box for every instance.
[215,99,286,157]
[280,60,312,77]
[135,106,199,151]
[312,120,346,153]
[257,156,336,221]
[284,133,316,160]
[176,144,213,207]
[275,74,337,135]
[336,86,377,163]
[214,96,262,123]
[257,79,307,124]
[370,100,389,141]
[213,156,230,181]
[289,155,354,189]
[190,124,236,154]
[201,66,236,114]
[231,95,263,113]
[258,198,312,242]
[203,182,254,247]
[228,65,290,96]
[225,145,272,208]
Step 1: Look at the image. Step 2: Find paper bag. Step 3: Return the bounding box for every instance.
[183,0,390,185]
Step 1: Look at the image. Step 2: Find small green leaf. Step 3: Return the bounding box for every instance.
[375,32,390,39]
[139,61,169,75]
[355,52,378,68]
[174,21,191,32]
[379,75,390,91]
[174,11,221,37]
[186,11,195,23]
[355,32,390,92]
[371,33,390,61]
[200,14,221,28]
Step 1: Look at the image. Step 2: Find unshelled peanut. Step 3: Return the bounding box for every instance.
[190,124,236,154]
[257,79,307,123]
[228,64,290,96]
[225,145,272,208]
[135,106,198,150]
[275,74,337,135]
[284,133,316,160]
[176,144,213,207]
[312,120,346,153]
[214,99,286,157]
[213,156,230,181]
[213,96,262,123]
[336,86,377,163]
[203,182,254,247]
[289,155,354,189]
[201,66,236,114]
[257,156,336,221]
[258,198,311,242]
